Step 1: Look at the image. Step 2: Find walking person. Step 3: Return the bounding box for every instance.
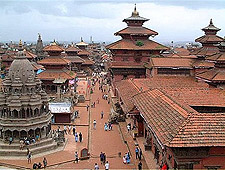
[104,123,108,131]
[75,132,78,142]
[72,125,76,136]
[105,161,109,170]
[64,125,67,135]
[103,153,106,164]
[139,148,142,160]
[138,161,142,170]
[74,151,79,163]
[86,104,89,111]
[79,132,82,142]
[101,111,104,119]
[43,157,47,169]
[68,125,71,134]
[135,147,139,159]
[94,163,99,170]
[27,151,32,164]
[93,120,97,129]
[100,152,104,164]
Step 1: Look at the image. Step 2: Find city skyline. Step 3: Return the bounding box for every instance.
[0,0,225,43]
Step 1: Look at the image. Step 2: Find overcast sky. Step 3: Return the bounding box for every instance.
[0,0,224,43]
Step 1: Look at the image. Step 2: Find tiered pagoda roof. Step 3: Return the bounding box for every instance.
[196,40,225,83]
[38,58,71,66]
[107,39,167,50]
[43,42,64,52]
[192,19,223,57]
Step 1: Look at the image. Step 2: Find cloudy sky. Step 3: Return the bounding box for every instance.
[0,0,224,43]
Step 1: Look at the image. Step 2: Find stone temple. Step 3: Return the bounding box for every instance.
[0,51,58,157]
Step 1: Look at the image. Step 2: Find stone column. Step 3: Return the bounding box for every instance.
[57,85,61,100]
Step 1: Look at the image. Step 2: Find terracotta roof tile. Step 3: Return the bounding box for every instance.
[150,57,193,68]
[65,46,81,52]
[43,44,64,52]
[192,60,215,68]
[133,88,225,147]
[38,57,71,65]
[191,46,220,57]
[64,56,84,63]
[115,26,158,36]
[115,79,142,113]
[106,39,168,51]
[82,59,94,65]
[31,62,44,71]
[206,52,225,62]
[169,112,225,147]
[195,35,224,43]
[24,50,37,59]
[78,49,91,56]
[133,89,190,146]
[196,68,225,82]
[174,48,191,56]
[37,69,75,80]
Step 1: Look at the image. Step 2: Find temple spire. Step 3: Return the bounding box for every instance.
[18,39,23,51]
[132,4,139,17]
[81,37,83,42]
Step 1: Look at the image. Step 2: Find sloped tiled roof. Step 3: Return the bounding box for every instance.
[191,46,220,57]
[192,60,215,68]
[133,89,191,146]
[195,35,224,43]
[31,62,44,71]
[173,48,191,56]
[115,79,142,113]
[43,44,64,52]
[37,69,75,80]
[150,57,193,68]
[1,53,16,61]
[134,89,225,147]
[106,39,168,51]
[196,68,225,82]
[206,52,225,62]
[65,46,81,52]
[24,50,37,59]
[78,49,91,56]
[169,112,225,147]
[38,57,71,65]
[115,26,158,36]
[64,56,84,63]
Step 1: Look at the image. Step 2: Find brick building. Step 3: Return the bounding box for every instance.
[106,5,168,84]
[115,77,225,169]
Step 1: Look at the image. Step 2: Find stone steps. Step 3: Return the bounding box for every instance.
[0,140,58,156]
[0,137,54,150]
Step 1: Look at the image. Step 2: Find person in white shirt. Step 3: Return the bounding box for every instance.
[94,163,99,170]
[105,161,109,170]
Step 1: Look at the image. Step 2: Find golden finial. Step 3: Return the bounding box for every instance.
[19,39,23,46]
[132,4,139,17]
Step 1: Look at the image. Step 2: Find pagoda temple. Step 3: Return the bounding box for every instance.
[64,43,84,72]
[37,41,75,93]
[192,19,224,58]
[106,5,168,83]
[0,51,58,157]
[196,39,225,87]
[76,38,94,75]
